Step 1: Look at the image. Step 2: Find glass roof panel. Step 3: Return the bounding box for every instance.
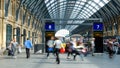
[88,6,93,10]
[88,1,92,4]
[80,2,85,5]
[45,0,49,3]
[81,0,87,2]
[95,5,100,10]
[103,0,110,3]
[99,1,105,7]
[44,0,111,31]
[91,2,96,7]
[94,0,100,3]
[76,1,80,4]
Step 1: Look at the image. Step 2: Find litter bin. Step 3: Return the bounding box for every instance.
[34,43,44,54]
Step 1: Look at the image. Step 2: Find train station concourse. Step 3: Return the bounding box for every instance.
[0,0,120,68]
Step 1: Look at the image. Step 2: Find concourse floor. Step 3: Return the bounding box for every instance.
[0,52,120,68]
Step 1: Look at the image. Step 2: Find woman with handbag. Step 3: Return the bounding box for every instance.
[46,36,55,58]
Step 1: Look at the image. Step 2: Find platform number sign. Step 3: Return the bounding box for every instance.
[93,22,103,53]
[93,23,103,31]
[45,22,55,31]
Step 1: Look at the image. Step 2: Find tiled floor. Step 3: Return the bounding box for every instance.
[0,52,120,68]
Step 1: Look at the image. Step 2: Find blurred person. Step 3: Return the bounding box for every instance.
[113,39,119,54]
[107,38,114,58]
[9,38,19,58]
[46,36,55,58]
[66,41,73,59]
[90,38,95,56]
[24,38,33,59]
[6,38,18,58]
[54,37,63,64]
[17,44,22,54]
[71,38,84,61]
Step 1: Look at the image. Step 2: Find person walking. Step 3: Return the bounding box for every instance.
[7,38,18,58]
[24,38,33,59]
[113,39,119,54]
[71,39,84,61]
[107,38,114,58]
[66,41,73,59]
[17,44,22,54]
[46,36,55,58]
[54,37,63,64]
[90,38,95,56]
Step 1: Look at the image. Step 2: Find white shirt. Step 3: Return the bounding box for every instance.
[47,40,54,47]
[91,41,95,47]
[71,41,77,48]
[54,40,62,49]
[11,41,18,47]
[70,41,84,49]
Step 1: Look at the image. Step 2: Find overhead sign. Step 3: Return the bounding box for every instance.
[93,31,103,37]
[45,22,55,31]
[45,31,55,37]
[93,23,103,31]
[93,22,103,53]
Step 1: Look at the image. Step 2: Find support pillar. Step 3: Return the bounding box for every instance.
[112,23,115,36]
[0,18,2,49]
[118,18,120,35]
[1,0,6,48]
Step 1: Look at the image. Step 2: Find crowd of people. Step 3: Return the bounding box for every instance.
[1,35,120,65]
[46,36,97,64]
[103,38,120,58]
[46,36,120,64]
[6,38,33,59]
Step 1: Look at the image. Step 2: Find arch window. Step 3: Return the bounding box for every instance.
[6,24,12,47]
[23,29,26,44]
[16,27,20,44]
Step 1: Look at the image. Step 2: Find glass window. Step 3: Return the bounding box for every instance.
[22,12,25,24]
[28,16,30,26]
[6,24,12,47]
[32,20,34,28]
[0,0,1,10]
[28,31,30,38]
[5,0,9,16]
[32,32,34,44]
[23,29,26,44]
[9,1,12,15]
[16,27,20,44]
